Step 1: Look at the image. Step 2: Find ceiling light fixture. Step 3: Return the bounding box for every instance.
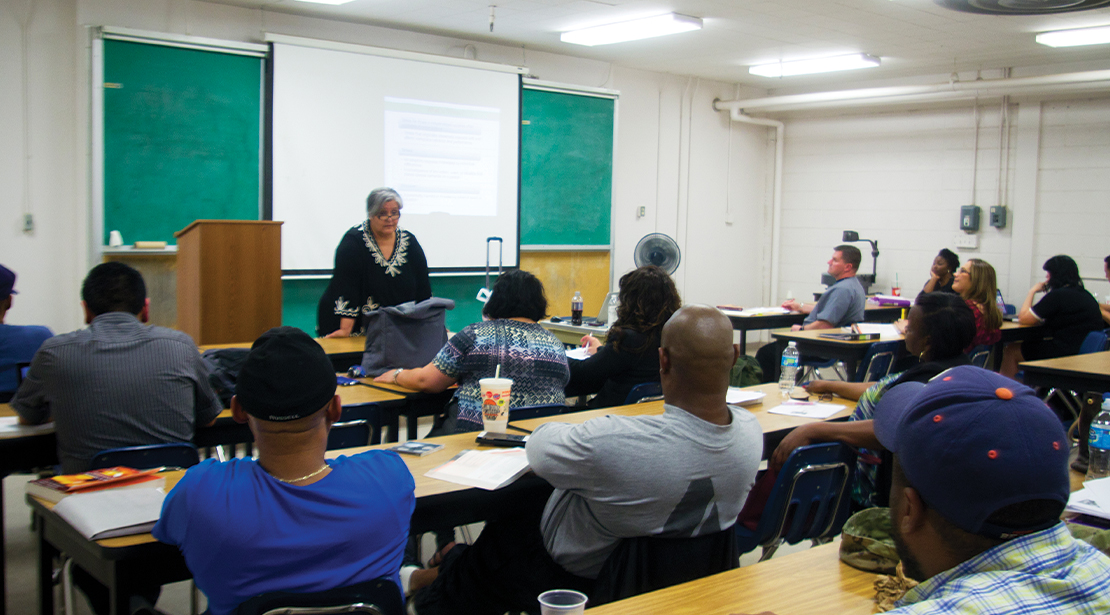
[1036,24,1110,47]
[294,0,355,5]
[749,53,881,77]
[560,13,702,47]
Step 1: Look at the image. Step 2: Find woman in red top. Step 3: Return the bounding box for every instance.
[952,258,1002,350]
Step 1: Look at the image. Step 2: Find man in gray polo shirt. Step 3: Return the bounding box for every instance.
[757,244,867,382]
[13,262,222,473]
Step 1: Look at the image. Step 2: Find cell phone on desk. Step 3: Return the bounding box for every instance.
[336,375,360,386]
[476,432,529,447]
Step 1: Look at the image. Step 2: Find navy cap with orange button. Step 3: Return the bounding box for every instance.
[874,365,1070,539]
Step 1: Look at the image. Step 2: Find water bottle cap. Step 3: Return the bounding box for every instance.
[787,341,797,347]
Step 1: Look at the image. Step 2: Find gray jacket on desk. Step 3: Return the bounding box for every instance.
[362,297,455,376]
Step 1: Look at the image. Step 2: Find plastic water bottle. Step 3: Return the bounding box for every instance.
[1086,397,1110,482]
[779,342,800,397]
[571,291,584,326]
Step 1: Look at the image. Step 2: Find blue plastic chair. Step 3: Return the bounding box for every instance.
[853,341,901,382]
[735,443,855,561]
[89,442,201,471]
[968,344,992,369]
[235,576,403,615]
[624,382,663,405]
[798,357,844,383]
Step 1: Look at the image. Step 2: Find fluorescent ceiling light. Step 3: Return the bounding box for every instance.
[1036,25,1110,47]
[294,0,355,5]
[749,53,881,78]
[561,13,702,47]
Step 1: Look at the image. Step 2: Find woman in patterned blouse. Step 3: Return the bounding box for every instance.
[951,258,1003,350]
[375,270,569,433]
[316,188,431,338]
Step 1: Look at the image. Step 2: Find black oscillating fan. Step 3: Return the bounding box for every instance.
[633,233,681,275]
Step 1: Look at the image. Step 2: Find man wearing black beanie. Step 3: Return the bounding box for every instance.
[153,327,416,615]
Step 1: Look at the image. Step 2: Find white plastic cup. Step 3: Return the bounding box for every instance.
[108,230,124,247]
[538,589,588,615]
[479,377,512,432]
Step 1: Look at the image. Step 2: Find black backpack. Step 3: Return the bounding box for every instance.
[200,348,250,408]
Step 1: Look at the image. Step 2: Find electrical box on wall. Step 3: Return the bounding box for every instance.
[960,205,981,231]
[990,205,1007,229]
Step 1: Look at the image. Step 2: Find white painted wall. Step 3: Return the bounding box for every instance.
[776,97,1110,307]
[0,0,772,334]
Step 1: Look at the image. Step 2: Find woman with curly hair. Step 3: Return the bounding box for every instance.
[565,265,682,408]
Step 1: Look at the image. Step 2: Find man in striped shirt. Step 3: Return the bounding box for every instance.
[12,262,222,473]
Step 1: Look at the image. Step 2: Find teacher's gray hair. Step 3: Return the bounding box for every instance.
[366,187,403,218]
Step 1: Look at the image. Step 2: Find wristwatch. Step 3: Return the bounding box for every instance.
[392,368,404,384]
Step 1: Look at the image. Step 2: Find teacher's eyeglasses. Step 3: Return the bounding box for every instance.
[375,211,401,221]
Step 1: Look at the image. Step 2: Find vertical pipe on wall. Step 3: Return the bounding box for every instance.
[719,107,783,303]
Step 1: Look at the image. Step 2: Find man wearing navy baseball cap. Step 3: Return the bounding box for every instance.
[871,365,1110,614]
[153,327,416,615]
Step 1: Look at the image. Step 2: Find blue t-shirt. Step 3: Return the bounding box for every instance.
[0,323,53,393]
[153,452,415,615]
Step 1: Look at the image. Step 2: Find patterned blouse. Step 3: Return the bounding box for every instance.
[316,225,431,336]
[433,319,569,431]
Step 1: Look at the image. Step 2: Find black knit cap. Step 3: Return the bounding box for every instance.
[236,326,337,422]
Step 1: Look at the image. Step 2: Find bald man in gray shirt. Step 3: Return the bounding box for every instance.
[13,262,221,473]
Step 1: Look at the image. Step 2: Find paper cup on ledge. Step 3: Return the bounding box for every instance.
[479,377,512,433]
[538,589,588,615]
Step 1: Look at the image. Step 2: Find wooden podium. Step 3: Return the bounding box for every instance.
[175,220,283,345]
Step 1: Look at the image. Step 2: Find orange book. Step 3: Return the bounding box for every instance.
[26,467,164,503]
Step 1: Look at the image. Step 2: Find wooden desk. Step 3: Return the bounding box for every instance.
[993,321,1043,371]
[769,329,886,378]
[1020,351,1110,395]
[586,542,876,615]
[200,335,367,372]
[728,303,903,350]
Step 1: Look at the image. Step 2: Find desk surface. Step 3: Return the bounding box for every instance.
[198,336,366,355]
[586,542,877,615]
[1020,351,1110,378]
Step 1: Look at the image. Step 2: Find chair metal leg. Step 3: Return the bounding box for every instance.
[61,557,76,615]
[191,581,201,615]
[758,539,783,562]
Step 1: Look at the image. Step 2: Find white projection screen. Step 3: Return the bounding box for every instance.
[269,37,522,273]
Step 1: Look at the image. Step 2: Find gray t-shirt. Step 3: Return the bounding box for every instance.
[806,276,866,327]
[12,312,223,472]
[525,403,763,578]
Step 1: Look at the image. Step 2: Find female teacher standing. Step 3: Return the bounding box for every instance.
[316,188,431,338]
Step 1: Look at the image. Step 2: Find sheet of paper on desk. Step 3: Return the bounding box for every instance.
[1067,487,1110,521]
[726,388,766,406]
[565,347,591,361]
[854,323,901,339]
[52,485,167,541]
[0,416,54,436]
[767,401,844,419]
[720,307,791,317]
[1074,477,1110,516]
[425,448,530,491]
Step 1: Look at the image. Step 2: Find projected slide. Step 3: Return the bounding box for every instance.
[270,37,520,272]
[384,98,500,217]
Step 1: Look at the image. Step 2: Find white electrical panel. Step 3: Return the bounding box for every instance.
[953,233,979,249]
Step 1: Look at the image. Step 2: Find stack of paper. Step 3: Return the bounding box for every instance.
[854,323,902,340]
[726,388,766,406]
[1067,476,1110,520]
[51,486,167,540]
[425,449,530,491]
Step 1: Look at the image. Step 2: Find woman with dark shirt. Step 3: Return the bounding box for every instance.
[565,266,681,408]
[952,258,1003,349]
[1001,255,1104,377]
[316,188,431,338]
[916,248,960,299]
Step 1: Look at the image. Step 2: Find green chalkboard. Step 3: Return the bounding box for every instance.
[520,89,614,246]
[102,39,262,245]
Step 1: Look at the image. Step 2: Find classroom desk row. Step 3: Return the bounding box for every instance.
[24,383,853,615]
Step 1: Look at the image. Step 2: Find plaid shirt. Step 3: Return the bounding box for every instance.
[889,523,1110,614]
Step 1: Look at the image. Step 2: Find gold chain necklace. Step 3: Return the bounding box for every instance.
[265,463,330,484]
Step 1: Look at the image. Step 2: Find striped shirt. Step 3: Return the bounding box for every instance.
[11,312,222,472]
[889,523,1110,614]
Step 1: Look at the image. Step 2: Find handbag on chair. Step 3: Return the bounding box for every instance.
[361,297,454,377]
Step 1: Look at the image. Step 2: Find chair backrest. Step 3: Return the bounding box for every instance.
[853,341,900,382]
[1079,330,1110,355]
[968,344,993,369]
[508,404,566,421]
[739,442,855,551]
[90,442,201,471]
[235,577,403,615]
[339,403,384,446]
[590,527,738,607]
[623,382,663,405]
[327,421,371,450]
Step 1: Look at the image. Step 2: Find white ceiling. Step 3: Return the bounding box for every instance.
[210,0,1110,91]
